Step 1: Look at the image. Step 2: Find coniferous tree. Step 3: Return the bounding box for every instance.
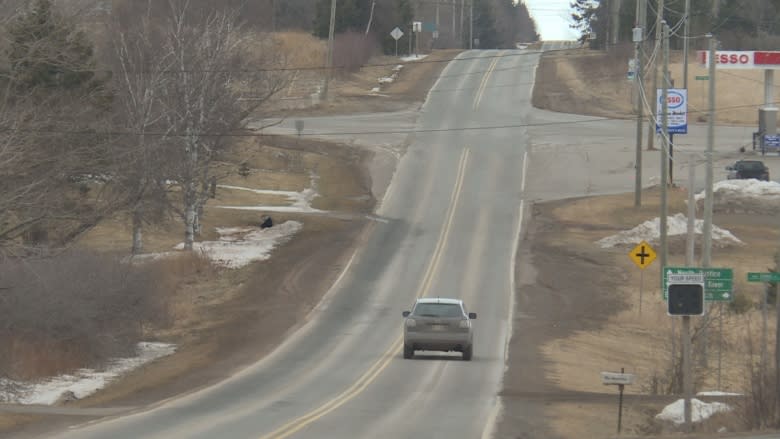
[7,0,99,92]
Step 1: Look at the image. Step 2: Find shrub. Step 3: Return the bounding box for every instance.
[0,250,169,379]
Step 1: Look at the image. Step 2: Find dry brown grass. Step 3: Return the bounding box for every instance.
[272,31,326,69]
[542,188,780,435]
[537,47,773,126]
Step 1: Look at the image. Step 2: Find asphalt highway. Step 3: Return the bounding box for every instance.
[46,45,559,439]
[39,39,778,439]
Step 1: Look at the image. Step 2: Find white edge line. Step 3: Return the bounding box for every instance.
[520,150,528,193]
[482,150,527,439]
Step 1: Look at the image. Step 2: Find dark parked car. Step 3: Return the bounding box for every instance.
[726,160,769,181]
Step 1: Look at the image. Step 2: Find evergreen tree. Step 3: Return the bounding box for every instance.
[7,0,99,92]
[473,0,499,48]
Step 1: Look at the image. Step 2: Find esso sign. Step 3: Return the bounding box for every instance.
[717,52,752,65]
[698,50,756,69]
[661,90,685,109]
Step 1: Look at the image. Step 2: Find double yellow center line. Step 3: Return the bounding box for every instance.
[473,53,503,110]
[259,148,470,439]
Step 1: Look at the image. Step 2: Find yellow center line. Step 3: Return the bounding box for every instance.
[473,53,503,110]
[259,148,471,439]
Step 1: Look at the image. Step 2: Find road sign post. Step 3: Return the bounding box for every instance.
[390,27,404,57]
[629,241,656,316]
[601,368,634,434]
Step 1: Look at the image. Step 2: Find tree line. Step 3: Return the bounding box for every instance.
[571,0,780,50]
[0,0,288,256]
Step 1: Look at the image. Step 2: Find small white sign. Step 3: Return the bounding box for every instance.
[601,372,635,385]
[413,21,422,33]
[667,273,705,284]
[390,27,404,41]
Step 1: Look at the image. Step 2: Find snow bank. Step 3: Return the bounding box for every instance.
[216,185,322,213]
[401,54,429,62]
[0,342,175,405]
[695,179,780,202]
[174,220,302,269]
[597,213,742,248]
[697,391,742,396]
[656,398,732,424]
[695,179,780,215]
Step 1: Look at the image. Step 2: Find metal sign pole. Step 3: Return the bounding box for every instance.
[639,269,644,317]
[618,367,625,434]
[683,315,693,431]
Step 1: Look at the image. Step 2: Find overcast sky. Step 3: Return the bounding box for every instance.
[524,0,579,41]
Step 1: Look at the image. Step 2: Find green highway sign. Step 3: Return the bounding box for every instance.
[695,75,710,80]
[747,272,780,283]
[663,266,733,301]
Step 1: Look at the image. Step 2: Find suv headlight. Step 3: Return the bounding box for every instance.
[405,319,416,328]
[459,319,471,329]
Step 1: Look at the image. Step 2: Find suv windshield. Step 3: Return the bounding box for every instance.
[412,303,464,318]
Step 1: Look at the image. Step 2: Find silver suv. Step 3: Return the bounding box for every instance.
[402,298,476,361]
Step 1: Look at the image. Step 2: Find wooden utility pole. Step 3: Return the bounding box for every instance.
[647,0,664,150]
[610,0,622,47]
[683,0,691,90]
[322,0,337,100]
[469,0,473,49]
[634,0,645,207]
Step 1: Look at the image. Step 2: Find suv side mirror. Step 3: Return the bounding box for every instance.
[468,312,477,319]
[725,165,734,171]
[402,311,410,317]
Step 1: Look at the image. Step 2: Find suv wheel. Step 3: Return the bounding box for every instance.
[403,344,414,359]
[462,345,473,361]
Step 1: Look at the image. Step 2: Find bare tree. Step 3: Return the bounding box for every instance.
[156,0,287,250]
[109,2,175,254]
[0,0,114,255]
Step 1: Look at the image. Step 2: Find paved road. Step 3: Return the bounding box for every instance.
[35,39,775,439]
[46,47,543,439]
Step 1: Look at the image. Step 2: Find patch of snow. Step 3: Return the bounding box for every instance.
[216,185,322,213]
[0,342,175,405]
[401,54,429,62]
[695,179,780,202]
[697,391,742,396]
[174,221,302,269]
[656,398,732,424]
[596,213,742,248]
[378,76,394,84]
[392,64,404,72]
[370,87,381,93]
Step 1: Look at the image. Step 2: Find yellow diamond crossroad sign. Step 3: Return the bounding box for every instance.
[629,241,656,269]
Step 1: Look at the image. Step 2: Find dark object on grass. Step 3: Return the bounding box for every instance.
[260,215,273,229]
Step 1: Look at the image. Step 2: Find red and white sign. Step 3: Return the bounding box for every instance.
[698,50,780,69]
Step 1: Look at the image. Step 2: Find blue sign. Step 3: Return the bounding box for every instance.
[656,89,688,135]
[765,135,780,148]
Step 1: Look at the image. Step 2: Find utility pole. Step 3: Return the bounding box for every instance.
[702,34,716,273]
[322,0,337,100]
[435,0,440,46]
[610,0,622,47]
[365,0,376,35]
[460,0,465,48]
[634,0,645,208]
[452,0,456,45]
[469,0,473,49]
[271,0,276,32]
[683,0,691,91]
[660,20,669,288]
[647,0,664,150]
